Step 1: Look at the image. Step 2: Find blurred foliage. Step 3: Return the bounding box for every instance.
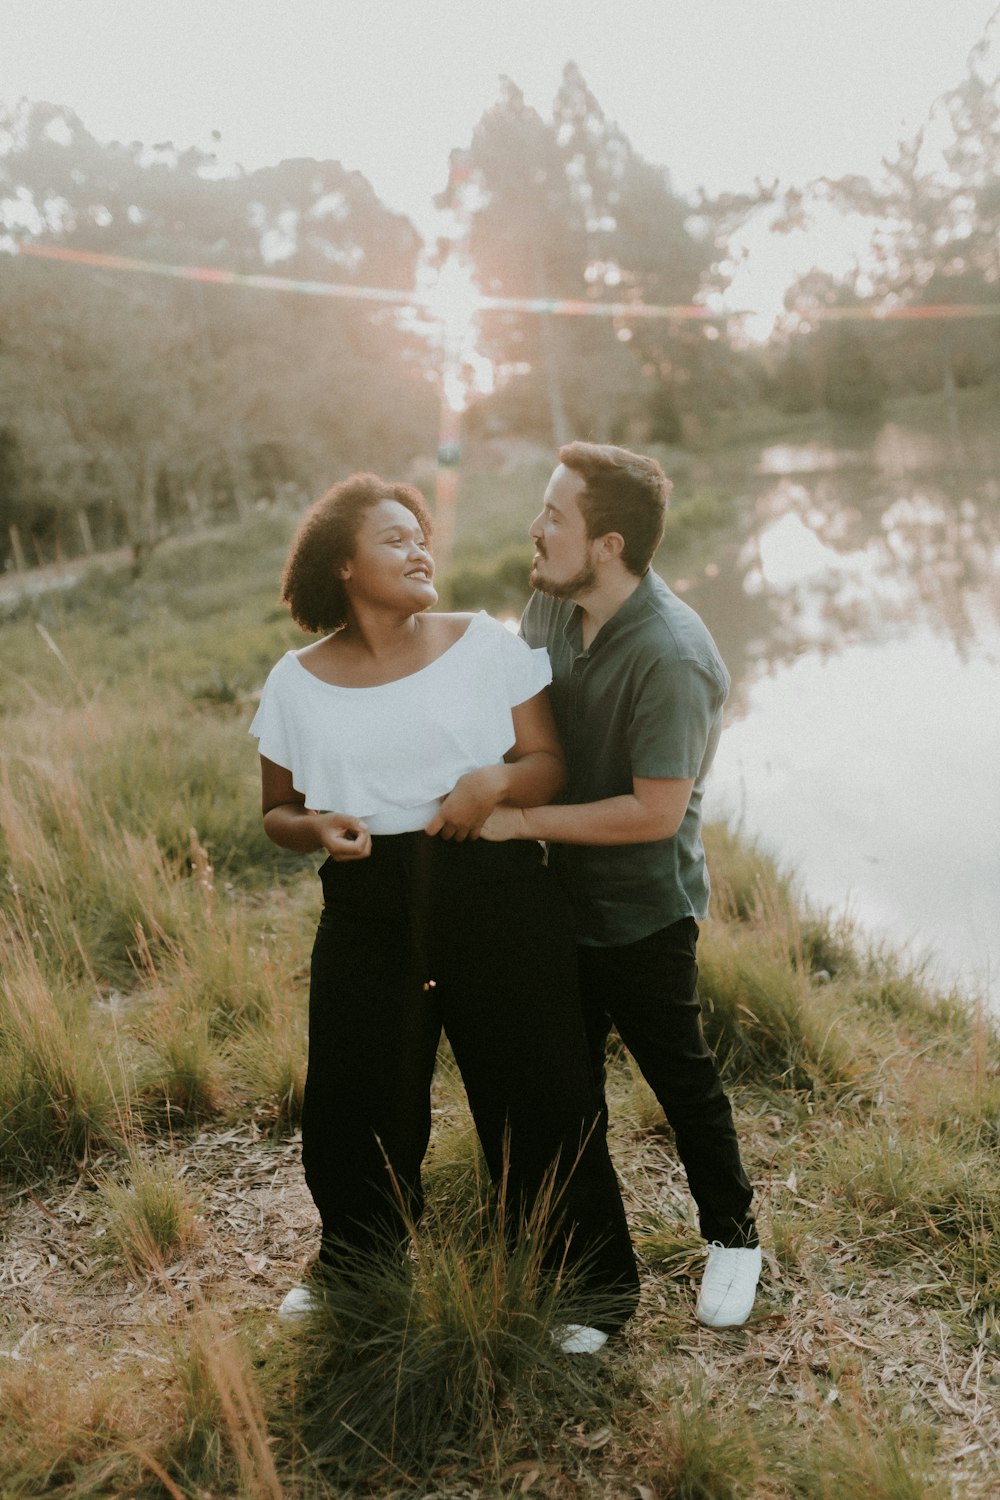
[0,101,438,572]
[439,64,719,449]
[3,40,1000,585]
[757,33,1000,414]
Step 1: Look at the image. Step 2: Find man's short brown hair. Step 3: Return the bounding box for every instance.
[559,442,672,575]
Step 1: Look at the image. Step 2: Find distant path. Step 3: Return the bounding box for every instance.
[0,521,254,606]
[0,548,133,605]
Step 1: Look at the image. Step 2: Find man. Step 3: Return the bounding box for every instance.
[482,441,761,1329]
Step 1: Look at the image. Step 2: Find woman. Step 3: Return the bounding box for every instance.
[250,473,638,1350]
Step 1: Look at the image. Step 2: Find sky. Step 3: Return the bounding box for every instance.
[3,0,999,320]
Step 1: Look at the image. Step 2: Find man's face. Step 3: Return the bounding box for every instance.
[528,465,598,599]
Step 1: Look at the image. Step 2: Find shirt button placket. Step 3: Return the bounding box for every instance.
[568,652,587,771]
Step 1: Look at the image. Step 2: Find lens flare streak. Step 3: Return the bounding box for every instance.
[15,241,1000,324]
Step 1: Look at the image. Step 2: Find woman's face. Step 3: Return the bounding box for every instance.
[339,499,437,614]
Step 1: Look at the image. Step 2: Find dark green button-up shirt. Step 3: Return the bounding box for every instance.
[521,569,730,946]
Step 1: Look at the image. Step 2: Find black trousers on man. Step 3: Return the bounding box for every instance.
[302,833,639,1329]
[577,916,757,1248]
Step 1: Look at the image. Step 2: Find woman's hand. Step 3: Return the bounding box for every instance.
[260,759,373,859]
[314,811,372,860]
[424,767,506,841]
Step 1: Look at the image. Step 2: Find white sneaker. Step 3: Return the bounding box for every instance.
[552,1323,609,1354]
[278,1284,323,1323]
[695,1243,762,1328]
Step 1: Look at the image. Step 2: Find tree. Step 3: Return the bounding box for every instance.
[0,101,438,568]
[773,271,885,417]
[815,24,1000,395]
[439,63,714,446]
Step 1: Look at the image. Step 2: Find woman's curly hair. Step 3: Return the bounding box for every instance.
[281,473,433,633]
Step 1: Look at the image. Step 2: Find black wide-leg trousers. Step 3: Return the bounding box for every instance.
[301,833,639,1328]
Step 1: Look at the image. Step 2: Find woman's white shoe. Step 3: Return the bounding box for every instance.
[552,1323,609,1354]
[278,1284,323,1322]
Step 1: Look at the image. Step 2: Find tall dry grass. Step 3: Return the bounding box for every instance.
[0,913,123,1181]
[1,520,998,1497]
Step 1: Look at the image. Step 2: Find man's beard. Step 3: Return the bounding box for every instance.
[530,553,598,600]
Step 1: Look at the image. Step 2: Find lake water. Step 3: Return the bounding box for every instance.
[679,411,1000,1011]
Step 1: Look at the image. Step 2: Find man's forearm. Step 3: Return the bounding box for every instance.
[516,794,679,845]
[501,749,566,807]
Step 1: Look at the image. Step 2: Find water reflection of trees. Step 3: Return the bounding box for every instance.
[680,434,1000,710]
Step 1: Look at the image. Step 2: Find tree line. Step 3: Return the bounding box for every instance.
[2,39,998,571]
[756,31,1000,417]
[0,102,438,570]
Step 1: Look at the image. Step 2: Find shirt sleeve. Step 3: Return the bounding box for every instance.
[628,655,725,781]
[248,660,294,770]
[489,615,552,706]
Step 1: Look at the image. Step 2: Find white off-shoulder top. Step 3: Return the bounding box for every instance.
[249,611,552,834]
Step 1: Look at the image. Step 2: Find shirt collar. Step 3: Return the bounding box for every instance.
[562,569,656,656]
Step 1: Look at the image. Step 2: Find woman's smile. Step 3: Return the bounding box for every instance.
[340,499,438,607]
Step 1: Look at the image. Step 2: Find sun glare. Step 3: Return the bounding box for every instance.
[423,257,483,345]
[419,255,494,408]
[717,199,877,343]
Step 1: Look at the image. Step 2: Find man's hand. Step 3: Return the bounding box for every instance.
[314,811,372,861]
[479,806,529,842]
[424,768,505,841]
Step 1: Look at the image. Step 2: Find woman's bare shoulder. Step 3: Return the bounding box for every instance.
[423,610,478,645]
[295,633,340,664]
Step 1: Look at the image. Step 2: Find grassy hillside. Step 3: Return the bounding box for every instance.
[1,518,997,1498]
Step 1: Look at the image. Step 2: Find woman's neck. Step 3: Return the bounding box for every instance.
[339,606,421,660]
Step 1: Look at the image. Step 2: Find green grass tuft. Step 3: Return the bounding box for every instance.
[267,1195,629,1491]
[98,1149,200,1270]
[0,920,122,1181]
[139,1004,229,1127]
[641,1377,764,1498]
